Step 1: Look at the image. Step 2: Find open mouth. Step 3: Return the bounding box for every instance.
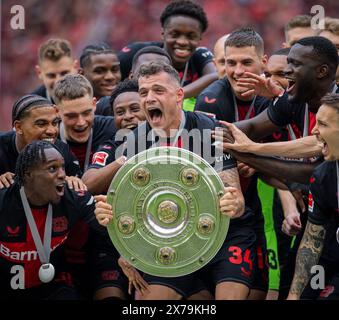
[286,79,296,93]
[147,107,163,124]
[55,183,65,196]
[73,127,88,134]
[124,123,137,130]
[174,48,191,58]
[42,138,55,144]
[102,83,116,91]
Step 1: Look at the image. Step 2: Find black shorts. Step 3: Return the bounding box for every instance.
[88,232,128,295]
[251,233,269,292]
[204,224,256,288]
[0,281,82,300]
[143,272,207,299]
[69,232,128,298]
[144,223,256,298]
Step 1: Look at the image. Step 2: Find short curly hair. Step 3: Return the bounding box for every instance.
[296,36,338,76]
[110,79,139,107]
[160,0,208,33]
[38,38,73,63]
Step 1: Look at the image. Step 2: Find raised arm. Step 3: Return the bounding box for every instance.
[239,135,321,158]
[229,150,319,185]
[183,62,218,98]
[82,156,126,195]
[214,122,322,158]
[236,71,284,99]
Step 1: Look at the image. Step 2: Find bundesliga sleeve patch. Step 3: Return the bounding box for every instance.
[92,151,109,167]
[308,191,314,213]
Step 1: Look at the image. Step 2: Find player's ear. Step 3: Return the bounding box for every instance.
[35,65,43,80]
[212,58,217,68]
[317,64,329,79]
[176,87,184,105]
[92,97,97,113]
[14,120,23,135]
[262,54,268,66]
[73,59,79,72]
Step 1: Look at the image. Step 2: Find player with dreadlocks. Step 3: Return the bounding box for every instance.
[0,141,106,299]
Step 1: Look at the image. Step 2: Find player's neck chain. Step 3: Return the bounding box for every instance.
[288,83,338,140]
[231,90,257,122]
[180,62,189,87]
[60,122,93,171]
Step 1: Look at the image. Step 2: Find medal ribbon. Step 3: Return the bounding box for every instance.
[20,187,53,265]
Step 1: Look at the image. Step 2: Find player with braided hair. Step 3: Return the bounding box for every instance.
[0,94,83,190]
[79,43,121,101]
[96,46,172,116]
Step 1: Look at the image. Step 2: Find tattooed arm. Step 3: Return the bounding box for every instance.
[218,167,245,218]
[287,221,326,300]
